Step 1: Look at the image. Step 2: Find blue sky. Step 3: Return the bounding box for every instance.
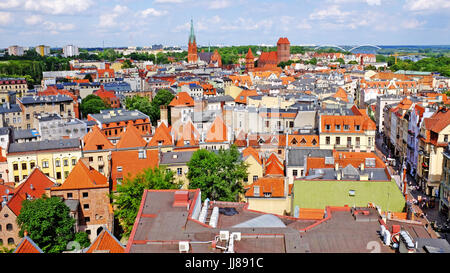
[0,0,449,48]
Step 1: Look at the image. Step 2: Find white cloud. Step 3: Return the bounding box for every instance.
[309,5,351,22]
[366,0,381,5]
[0,0,21,9]
[402,19,426,29]
[154,0,186,3]
[296,19,312,30]
[405,0,450,12]
[208,0,231,9]
[0,12,12,25]
[139,8,168,17]
[43,21,75,31]
[23,0,94,15]
[220,17,273,31]
[25,15,43,25]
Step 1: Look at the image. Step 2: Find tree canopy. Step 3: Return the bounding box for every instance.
[187,145,248,202]
[16,196,76,253]
[111,166,181,237]
[125,89,174,125]
[80,94,109,118]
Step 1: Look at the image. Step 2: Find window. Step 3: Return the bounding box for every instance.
[89,157,93,162]
[117,166,122,172]
[326,136,330,145]
[253,175,258,182]
[6,224,12,231]
[325,124,331,130]
[82,192,88,198]
[7,238,14,245]
[264,192,272,198]
[254,186,260,196]
[56,172,61,179]
[97,156,103,162]
[85,217,90,223]
[64,171,69,178]
[13,163,18,171]
[347,137,352,146]
[336,137,340,145]
[265,121,270,128]
[335,125,341,131]
[30,162,35,169]
[355,125,360,131]
[177,168,183,176]
[117,178,123,185]
[42,160,49,168]
[72,159,76,165]
[63,159,68,166]
[21,163,27,170]
[14,176,19,182]
[138,150,146,159]
[83,204,89,210]
[344,125,350,131]
[55,160,60,167]
[293,170,298,177]
[445,135,449,142]
[67,193,73,198]
[96,145,103,150]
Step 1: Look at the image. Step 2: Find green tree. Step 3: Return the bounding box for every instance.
[16,196,76,253]
[111,166,181,237]
[84,73,93,82]
[80,94,109,118]
[150,89,174,125]
[348,60,359,65]
[121,59,134,69]
[336,58,345,65]
[74,231,91,249]
[187,145,248,202]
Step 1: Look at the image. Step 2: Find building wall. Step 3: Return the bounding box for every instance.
[50,187,113,242]
[319,132,375,152]
[165,164,189,189]
[8,155,37,183]
[292,179,406,212]
[0,205,20,248]
[83,151,111,178]
[246,197,291,216]
[243,156,264,186]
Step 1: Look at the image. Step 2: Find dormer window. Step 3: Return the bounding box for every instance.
[335,125,341,131]
[97,145,103,150]
[325,124,331,130]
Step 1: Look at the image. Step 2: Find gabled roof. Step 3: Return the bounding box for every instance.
[233,130,247,147]
[424,107,450,134]
[277,37,290,45]
[332,87,349,102]
[205,116,228,143]
[242,146,262,165]
[8,168,55,216]
[246,48,254,59]
[116,123,148,149]
[265,153,284,176]
[168,92,194,107]
[86,228,125,253]
[148,122,173,146]
[14,236,44,253]
[52,160,108,191]
[173,121,200,145]
[245,177,286,197]
[235,89,258,104]
[82,125,115,151]
[94,86,117,99]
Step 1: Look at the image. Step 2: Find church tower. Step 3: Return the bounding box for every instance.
[277,37,290,64]
[245,48,255,72]
[187,19,198,63]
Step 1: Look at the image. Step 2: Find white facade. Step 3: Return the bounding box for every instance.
[63,45,79,58]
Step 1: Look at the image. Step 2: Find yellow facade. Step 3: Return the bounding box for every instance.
[225,85,243,99]
[246,197,292,216]
[247,96,295,109]
[111,62,124,72]
[243,156,263,186]
[8,150,82,185]
[165,164,190,189]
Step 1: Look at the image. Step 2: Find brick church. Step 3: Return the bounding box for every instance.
[187,19,222,67]
[245,37,290,72]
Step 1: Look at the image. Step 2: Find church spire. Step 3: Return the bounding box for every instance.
[189,18,196,44]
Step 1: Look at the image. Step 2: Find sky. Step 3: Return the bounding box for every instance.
[0,0,449,48]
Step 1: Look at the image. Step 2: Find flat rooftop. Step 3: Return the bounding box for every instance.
[126,190,434,253]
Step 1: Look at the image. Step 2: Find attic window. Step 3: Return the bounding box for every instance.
[300,138,307,145]
[258,138,265,144]
[97,145,103,150]
[117,166,122,172]
[312,138,317,145]
[291,138,298,145]
[264,192,272,198]
[253,186,260,196]
[355,125,361,131]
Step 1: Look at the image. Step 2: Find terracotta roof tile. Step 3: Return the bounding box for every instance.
[116,123,148,149]
[242,146,262,165]
[83,125,115,151]
[148,122,173,146]
[14,236,44,253]
[86,228,125,253]
[245,177,286,197]
[205,116,228,143]
[52,160,108,191]
[169,92,194,107]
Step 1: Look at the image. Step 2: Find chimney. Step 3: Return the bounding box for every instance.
[360,163,364,172]
[336,171,341,180]
[335,163,339,171]
[173,190,190,209]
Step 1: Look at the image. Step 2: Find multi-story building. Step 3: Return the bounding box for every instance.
[50,160,114,241]
[35,45,50,56]
[8,46,24,56]
[440,144,450,222]
[416,107,450,196]
[0,78,27,98]
[87,109,151,139]
[169,92,195,126]
[63,45,79,58]
[160,150,194,189]
[81,126,115,177]
[318,105,376,152]
[34,113,88,141]
[7,138,82,184]
[375,95,404,134]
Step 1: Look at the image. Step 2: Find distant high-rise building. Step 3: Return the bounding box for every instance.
[35,45,50,56]
[63,45,79,57]
[187,19,198,63]
[8,45,24,56]
[152,44,163,50]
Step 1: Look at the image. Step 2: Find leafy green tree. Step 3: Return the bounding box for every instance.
[84,74,93,82]
[125,90,174,125]
[187,145,248,202]
[121,59,134,69]
[348,60,359,65]
[336,58,345,65]
[16,196,76,253]
[80,94,109,118]
[111,166,181,237]
[74,232,91,249]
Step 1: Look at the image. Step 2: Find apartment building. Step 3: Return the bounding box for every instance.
[0,78,28,98]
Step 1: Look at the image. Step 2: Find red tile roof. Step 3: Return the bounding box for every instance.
[234,130,247,147]
[423,107,450,134]
[245,48,254,59]
[277,37,290,45]
[83,125,115,151]
[148,122,173,146]
[245,177,286,197]
[265,153,284,176]
[86,228,125,253]
[111,149,159,191]
[14,236,44,253]
[116,123,148,149]
[235,89,258,104]
[8,168,55,216]
[51,160,108,191]
[169,92,194,107]
[333,87,349,102]
[242,146,262,165]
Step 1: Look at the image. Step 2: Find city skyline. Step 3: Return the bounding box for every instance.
[0,0,449,48]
